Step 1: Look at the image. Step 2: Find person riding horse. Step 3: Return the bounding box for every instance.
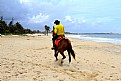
[51,20,65,50]
[51,20,75,63]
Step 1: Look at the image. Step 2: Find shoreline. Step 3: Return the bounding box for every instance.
[66,34,121,45]
[0,35,121,81]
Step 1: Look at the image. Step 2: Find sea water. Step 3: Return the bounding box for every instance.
[67,33,121,44]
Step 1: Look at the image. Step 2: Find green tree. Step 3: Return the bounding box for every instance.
[0,16,34,35]
[24,29,32,34]
[0,16,3,21]
[0,17,8,34]
[15,22,24,34]
[8,18,15,34]
[44,25,50,36]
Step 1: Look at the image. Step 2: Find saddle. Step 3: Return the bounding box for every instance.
[55,35,64,47]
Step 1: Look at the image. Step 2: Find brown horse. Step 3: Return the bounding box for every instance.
[54,38,75,63]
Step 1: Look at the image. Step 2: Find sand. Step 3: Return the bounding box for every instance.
[0,34,121,81]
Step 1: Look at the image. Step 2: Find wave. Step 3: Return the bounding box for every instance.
[67,34,121,44]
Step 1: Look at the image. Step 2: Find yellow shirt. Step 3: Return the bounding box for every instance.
[54,24,64,35]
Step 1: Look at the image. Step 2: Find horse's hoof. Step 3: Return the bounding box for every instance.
[55,59,58,62]
[61,60,64,64]
[51,47,55,50]
[62,57,66,59]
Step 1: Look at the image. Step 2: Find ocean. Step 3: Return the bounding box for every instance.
[67,33,121,44]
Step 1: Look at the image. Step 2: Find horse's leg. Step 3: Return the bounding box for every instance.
[54,49,58,61]
[60,51,66,60]
[67,50,71,63]
[59,51,66,64]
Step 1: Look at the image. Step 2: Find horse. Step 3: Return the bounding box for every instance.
[54,38,76,63]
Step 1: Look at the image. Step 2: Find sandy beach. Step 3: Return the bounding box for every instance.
[0,34,121,81]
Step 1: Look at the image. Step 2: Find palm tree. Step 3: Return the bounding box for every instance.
[44,25,50,36]
[8,18,15,34]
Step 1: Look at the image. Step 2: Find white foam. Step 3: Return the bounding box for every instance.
[67,34,121,44]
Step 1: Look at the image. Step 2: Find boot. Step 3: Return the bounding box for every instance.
[51,47,55,50]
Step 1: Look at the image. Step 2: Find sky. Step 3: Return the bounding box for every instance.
[0,0,121,33]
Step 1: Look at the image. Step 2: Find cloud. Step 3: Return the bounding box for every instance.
[0,0,29,21]
[0,0,121,33]
[65,16,73,22]
[91,17,114,26]
[65,16,87,24]
[29,13,49,23]
[96,17,113,23]
[65,16,114,27]
[20,0,62,5]
[20,0,30,4]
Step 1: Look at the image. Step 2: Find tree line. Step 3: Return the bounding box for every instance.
[0,16,33,34]
[0,16,46,35]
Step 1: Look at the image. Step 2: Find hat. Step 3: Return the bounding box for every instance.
[54,20,60,24]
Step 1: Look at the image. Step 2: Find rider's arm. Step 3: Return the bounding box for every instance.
[54,26,57,34]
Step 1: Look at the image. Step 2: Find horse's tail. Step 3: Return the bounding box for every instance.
[70,48,75,60]
[66,39,75,62]
[67,39,75,60]
[68,48,75,63]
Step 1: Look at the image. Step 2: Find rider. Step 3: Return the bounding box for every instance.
[51,20,65,50]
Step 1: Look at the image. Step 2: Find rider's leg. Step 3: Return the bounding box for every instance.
[51,35,58,50]
[54,50,58,61]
